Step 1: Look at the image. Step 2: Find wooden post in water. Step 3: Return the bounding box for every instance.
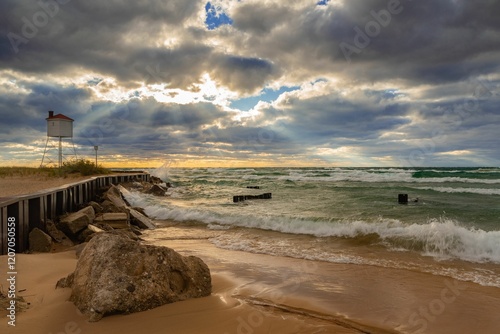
[398,194,408,204]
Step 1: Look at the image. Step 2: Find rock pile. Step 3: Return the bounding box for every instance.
[123,176,171,197]
[29,177,165,252]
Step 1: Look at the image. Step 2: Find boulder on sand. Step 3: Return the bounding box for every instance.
[58,233,211,322]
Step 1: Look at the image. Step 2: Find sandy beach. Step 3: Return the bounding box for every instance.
[0,175,92,198]
[2,225,500,334]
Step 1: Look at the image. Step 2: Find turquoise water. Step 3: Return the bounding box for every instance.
[123,167,500,287]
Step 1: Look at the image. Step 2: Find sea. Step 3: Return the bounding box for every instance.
[121,167,500,288]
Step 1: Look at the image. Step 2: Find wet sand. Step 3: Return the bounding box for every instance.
[1,228,500,334]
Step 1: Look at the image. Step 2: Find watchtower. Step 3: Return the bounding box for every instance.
[40,111,77,168]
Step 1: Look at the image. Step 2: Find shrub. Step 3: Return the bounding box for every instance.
[62,159,109,176]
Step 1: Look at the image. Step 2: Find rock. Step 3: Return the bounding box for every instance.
[103,185,128,209]
[131,181,145,189]
[87,224,105,233]
[109,229,141,241]
[59,233,211,322]
[46,220,74,247]
[129,208,156,229]
[100,200,123,213]
[147,184,168,196]
[132,206,147,216]
[56,272,74,289]
[88,201,104,214]
[74,243,88,258]
[92,223,114,232]
[29,228,53,252]
[130,225,143,236]
[58,206,95,238]
[94,213,129,229]
[151,176,163,184]
[77,228,96,243]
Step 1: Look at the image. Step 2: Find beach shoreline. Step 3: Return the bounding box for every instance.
[0,249,377,334]
[2,168,500,334]
[2,225,500,334]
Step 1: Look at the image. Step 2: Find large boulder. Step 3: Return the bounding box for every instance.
[58,206,95,238]
[29,228,53,252]
[58,233,211,322]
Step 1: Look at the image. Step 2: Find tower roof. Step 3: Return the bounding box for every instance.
[46,113,74,121]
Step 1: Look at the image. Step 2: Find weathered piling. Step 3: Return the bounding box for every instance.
[398,194,408,204]
[233,193,272,203]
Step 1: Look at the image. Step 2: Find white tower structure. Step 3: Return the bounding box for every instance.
[40,111,77,168]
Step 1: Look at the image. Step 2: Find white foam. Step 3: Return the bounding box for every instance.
[416,186,500,195]
[210,233,500,288]
[149,167,500,185]
[273,170,500,184]
[122,189,500,265]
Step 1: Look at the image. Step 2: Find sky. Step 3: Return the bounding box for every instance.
[1,0,499,168]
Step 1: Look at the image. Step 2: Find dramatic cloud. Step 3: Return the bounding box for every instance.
[0,0,499,167]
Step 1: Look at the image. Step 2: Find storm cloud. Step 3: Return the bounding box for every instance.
[0,0,499,167]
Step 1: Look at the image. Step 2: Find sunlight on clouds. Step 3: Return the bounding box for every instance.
[0,72,32,95]
[141,73,237,106]
[80,72,238,107]
[81,76,133,102]
[273,78,343,108]
[380,131,411,141]
[316,146,356,156]
[372,156,396,163]
[163,37,181,48]
[437,150,473,156]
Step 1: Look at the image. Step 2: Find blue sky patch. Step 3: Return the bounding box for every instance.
[205,2,233,30]
[365,89,405,102]
[230,86,300,111]
[317,0,330,6]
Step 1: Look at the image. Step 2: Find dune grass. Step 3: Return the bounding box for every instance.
[0,159,109,178]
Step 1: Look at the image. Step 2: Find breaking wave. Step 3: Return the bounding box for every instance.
[123,190,500,264]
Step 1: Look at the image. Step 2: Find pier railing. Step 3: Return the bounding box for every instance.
[0,173,150,255]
